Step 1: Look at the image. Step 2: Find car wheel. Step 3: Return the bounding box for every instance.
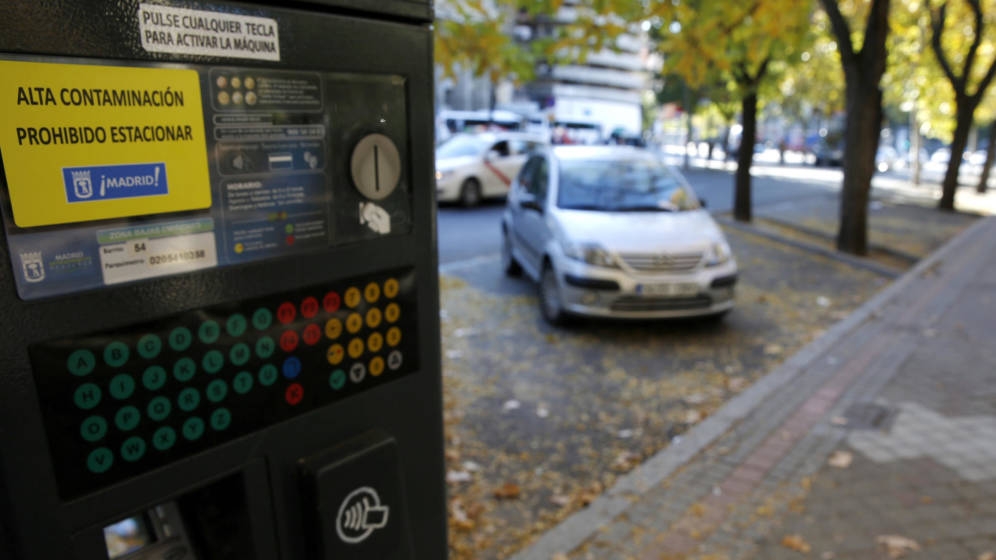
[501,228,522,277]
[459,178,482,208]
[539,262,566,325]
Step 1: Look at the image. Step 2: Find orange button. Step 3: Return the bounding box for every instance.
[366,307,383,329]
[325,318,343,340]
[346,313,363,334]
[383,278,399,299]
[326,344,344,365]
[344,287,362,308]
[385,303,400,323]
[369,356,385,377]
[367,332,384,353]
[364,282,381,304]
[348,338,365,359]
[386,327,402,347]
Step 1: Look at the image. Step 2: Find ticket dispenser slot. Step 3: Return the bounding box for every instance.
[0,1,445,559]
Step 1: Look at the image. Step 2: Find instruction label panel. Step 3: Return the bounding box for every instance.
[0,61,211,228]
[139,4,281,61]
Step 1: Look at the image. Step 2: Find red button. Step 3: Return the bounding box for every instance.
[301,296,319,319]
[323,291,341,313]
[277,302,296,325]
[302,324,322,346]
[285,383,304,406]
[279,330,299,352]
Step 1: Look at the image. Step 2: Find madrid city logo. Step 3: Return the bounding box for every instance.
[71,170,94,200]
[19,251,45,283]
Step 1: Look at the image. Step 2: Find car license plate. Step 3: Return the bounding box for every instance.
[636,282,699,297]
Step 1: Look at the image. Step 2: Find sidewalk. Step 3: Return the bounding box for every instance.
[512,216,996,560]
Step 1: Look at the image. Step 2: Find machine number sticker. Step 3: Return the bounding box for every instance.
[97,219,218,285]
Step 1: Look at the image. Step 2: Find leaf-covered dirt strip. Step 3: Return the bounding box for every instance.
[754,195,978,260]
[441,228,889,559]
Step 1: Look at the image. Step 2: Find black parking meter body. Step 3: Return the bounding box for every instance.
[0,1,445,559]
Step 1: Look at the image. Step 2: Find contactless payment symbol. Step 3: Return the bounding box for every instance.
[336,486,390,544]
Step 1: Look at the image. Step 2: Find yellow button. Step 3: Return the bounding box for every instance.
[348,338,365,359]
[346,313,363,334]
[325,318,343,340]
[385,303,401,323]
[326,344,344,365]
[386,327,402,347]
[364,282,381,304]
[383,278,399,299]
[366,307,383,329]
[370,356,385,377]
[368,332,384,353]
[344,287,362,308]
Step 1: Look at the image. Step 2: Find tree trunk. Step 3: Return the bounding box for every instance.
[734,92,757,222]
[837,81,882,256]
[939,96,975,211]
[976,123,996,193]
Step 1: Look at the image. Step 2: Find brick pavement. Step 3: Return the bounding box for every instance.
[512,217,996,560]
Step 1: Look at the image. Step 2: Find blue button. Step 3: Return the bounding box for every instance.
[282,356,302,379]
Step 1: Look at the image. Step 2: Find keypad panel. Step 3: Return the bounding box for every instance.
[31,269,419,500]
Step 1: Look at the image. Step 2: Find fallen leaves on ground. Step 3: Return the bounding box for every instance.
[876,535,920,558]
[493,483,522,500]
[781,534,812,554]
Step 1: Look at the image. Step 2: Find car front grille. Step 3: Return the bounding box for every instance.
[610,295,713,313]
[618,251,703,273]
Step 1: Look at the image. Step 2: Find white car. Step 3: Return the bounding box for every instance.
[435,132,547,206]
[501,145,738,324]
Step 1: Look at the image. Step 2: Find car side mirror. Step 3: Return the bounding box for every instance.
[699,197,708,208]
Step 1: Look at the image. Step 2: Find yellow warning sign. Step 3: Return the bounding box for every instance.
[0,60,211,228]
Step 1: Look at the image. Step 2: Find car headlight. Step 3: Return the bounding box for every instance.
[563,242,619,268]
[705,241,732,267]
[435,169,453,182]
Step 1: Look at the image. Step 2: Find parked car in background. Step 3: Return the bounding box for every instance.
[876,146,900,172]
[501,145,738,324]
[435,131,547,206]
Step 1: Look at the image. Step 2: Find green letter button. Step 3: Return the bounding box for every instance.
[121,436,146,462]
[252,308,273,331]
[87,447,113,474]
[147,396,172,422]
[255,336,275,359]
[109,374,136,400]
[198,320,220,344]
[74,383,102,410]
[206,379,228,403]
[115,406,141,431]
[153,426,177,451]
[182,417,204,441]
[142,365,167,391]
[233,371,254,395]
[81,416,108,443]
[137,334,162,360]
[202,350,224,374]
[178,387,200,412]
[230,343,251,367]
[227,314,248,337]
[67,349,96,376]
[168,327,192,352]
[258,364,278,386]
[173,358,197,382]
[104,341,130,368]
[210,408,232,431]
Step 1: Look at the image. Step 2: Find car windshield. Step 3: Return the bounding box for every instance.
[556,157,700,212]
[436,135,490,159]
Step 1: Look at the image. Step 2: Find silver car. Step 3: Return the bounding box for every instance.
[501,146,738,324]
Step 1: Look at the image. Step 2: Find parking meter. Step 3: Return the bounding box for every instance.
[0,1,445,558]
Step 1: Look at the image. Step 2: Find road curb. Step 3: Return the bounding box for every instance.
[715,216,903,278]
[509,216,994,560]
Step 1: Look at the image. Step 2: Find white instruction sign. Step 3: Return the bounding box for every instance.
[139,4,280,61]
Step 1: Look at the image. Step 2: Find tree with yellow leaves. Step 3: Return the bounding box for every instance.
[926,0,996,207]
[651,0,812,222]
